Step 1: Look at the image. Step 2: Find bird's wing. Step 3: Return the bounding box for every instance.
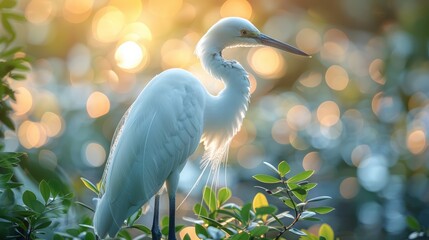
[96,69,206,229]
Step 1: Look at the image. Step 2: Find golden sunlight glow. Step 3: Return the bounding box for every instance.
[369,58,385,85]
[11,87,33,116]
[302,151,321,171]
[298,71,322,88]
[85,142,106,167]
[18,121,47,149]
[317,101,340,127]
[161,39,192,69]
[64,0,93,14]
[63,0,93,23]
[250,47,285,78]
[407,129,427,155]
[109,0,142,22]
[148,0,183,17]
[220,0,252,19]
[115,41,147,71]
[296,28,322,54]
[122,22,152,42]
[287,105,312,130]
[179,227,199,240]
[92,6,125,43]
[25,0,56,24]
[340,177,359,199]
[325,65,349,91]
[86,91,110,118]
[40,112,63,137]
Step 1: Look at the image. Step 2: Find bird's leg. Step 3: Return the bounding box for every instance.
[166,172,180,240]
[151,194,162,240]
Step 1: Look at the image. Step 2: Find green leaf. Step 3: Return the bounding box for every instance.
[195,224,209,238]
[0,0,17,9]
[278,161,291,177]
[22,190,37,207]
[300,182,317,191]
[255,206,277,216]
[183,233,191,240]
[307,196,332,203]
[193,203,208,218]
[253,174,281,184]
[240,203,252,224]
[250,226,269,236]
[287,170,314,183]
[0,114,14,130]
[406,216,421,231]
[230,232,250,240]
[307,206,335,214]
[263,161,279,174]
[0,188,14,206]
[39,180,50,203]
[80,177,99,195]
[318,224,334,240]
[282,198,296,209]
[218,187,232,206]
[203,186,216,212]
[130,224,151,234]
[34,219,52,230]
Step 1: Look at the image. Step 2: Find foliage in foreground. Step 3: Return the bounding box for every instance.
[76,161,335,240]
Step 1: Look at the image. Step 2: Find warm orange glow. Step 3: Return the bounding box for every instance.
[25,0,56,24]
[122,22,153,42]
[40,112,63,137]
[179,227,199,240]
[351,145,371,167]
[369,58,385,85]
[248,74,257,94]
[371,92,383,115]
[115,41,147,71]
[85,142,106,167]
[298,71,322,88]
[148,0,183,17]
[325,65,349,91]
[296,28,322,54]
[407,129,427,155]
[287,104,311,130]
[86,91,110,118]
[109,0,142,22]
[64,0,93,14]
[340,177,359,199]
[18,121,47,149]
[272,119,291,144]
[161,39,192,69]
[220,0,253,19]
[237,144,263,169]
[317,101,340,127]
[250,47,285,78]
[11,87,33,116]
[63,0,93,23]
[92,6,125,43]
[302,151,321,171]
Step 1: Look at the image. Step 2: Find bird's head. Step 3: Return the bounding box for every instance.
[196,17,309,57]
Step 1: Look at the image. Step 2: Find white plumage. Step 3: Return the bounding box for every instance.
[93,17,308,239]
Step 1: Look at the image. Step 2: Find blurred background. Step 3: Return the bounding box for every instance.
[3,0,429,239]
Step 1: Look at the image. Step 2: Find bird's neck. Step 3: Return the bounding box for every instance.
[200,51,250,146]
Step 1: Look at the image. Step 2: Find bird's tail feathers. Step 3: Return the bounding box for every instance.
[93,196,121,239]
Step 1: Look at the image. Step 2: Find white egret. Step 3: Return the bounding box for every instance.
[93,17,309,239]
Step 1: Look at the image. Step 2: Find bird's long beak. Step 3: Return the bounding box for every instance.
[258,33,310,57]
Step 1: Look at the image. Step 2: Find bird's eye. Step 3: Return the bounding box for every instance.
[240,29,248,36]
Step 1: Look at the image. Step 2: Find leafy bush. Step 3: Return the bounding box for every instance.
[78,161,335,240]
